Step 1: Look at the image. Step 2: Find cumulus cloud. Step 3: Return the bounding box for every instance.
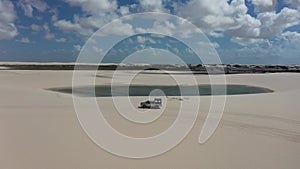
[231,37,268,46]
[258,7,300,38]
[54,0,120,38]
[54,18,93,37]
[99,20,135,36]
[28,23,55,40]
[63,0,117,14]
[228,14,261,38]
[251,0,276,12]
[135,18,197,39]
[16,37,31,43]
[31,24,42,31]
[285,0,300,10]
[49,0,300,48]
[273,31,300,47]
[54,19,81,32]
[54,0,167,38]
[139,0,165,12]
[176,0,300,44]
[149,20,176,36]
[17,0,48,17]
[221,31,300,63]
[0,0,18,40]
[177,0,241,31]
[176,0,263,38]
[119,6,130,15]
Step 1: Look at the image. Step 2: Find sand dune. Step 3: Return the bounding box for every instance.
[0,70,299,169]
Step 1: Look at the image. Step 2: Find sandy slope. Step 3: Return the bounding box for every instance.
[0,70,299,169]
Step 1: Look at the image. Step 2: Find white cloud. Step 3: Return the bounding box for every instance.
[92,46,104,53]
[171,47,180,54]
[42,23,50,32]
[231,37,268,46]
[136,20,177,36]
[135,18,199,39]
[285,0,300,10]
[221,31,300,63]
[231,31,300,47]
[211,42,220,48]
[176,0,300,43]
[139,0,165,12]
[185,47,194,54]
[119,6,130,15]
[54,19,95,37]
[176,0,263,39]
[31,24,41,31]
[54,19,81,31]
[18,1,33,17]
[54,12,118,38]
[140,0,163,8]
[52,0,300,47]
[258,7,300,38]
[209,31,224,38]
[251,0,276,12]
[55,38,66,42]
[0,0,18,40]
[274,31,300,47]
[197,41,220,49]
[54,0,119,38]
[99,20,135,36]
[43,23,55,39]
[148,38,156,44]
[0,23,18,40]
[137,36,156,44]
[137,36,145,43]
[50,8,59,21]
[177,0,241,31]
[16,37,31,43]
[63,0,117,14]
[55,0,169,38]
[17,0,48,17]
[74,44,81,51]
[228,14,261,38]
[44,33,55,39]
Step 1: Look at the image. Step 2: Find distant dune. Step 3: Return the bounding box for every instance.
[0,62,300,74]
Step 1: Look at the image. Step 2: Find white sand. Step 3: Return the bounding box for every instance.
[0,70,299,169]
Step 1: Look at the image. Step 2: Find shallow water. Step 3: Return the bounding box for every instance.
[52,85,273,97]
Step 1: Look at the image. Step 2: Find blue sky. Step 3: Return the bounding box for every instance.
[0,0,300,64]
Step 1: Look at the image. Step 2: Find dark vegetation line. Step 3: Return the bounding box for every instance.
[1,64,300,74]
